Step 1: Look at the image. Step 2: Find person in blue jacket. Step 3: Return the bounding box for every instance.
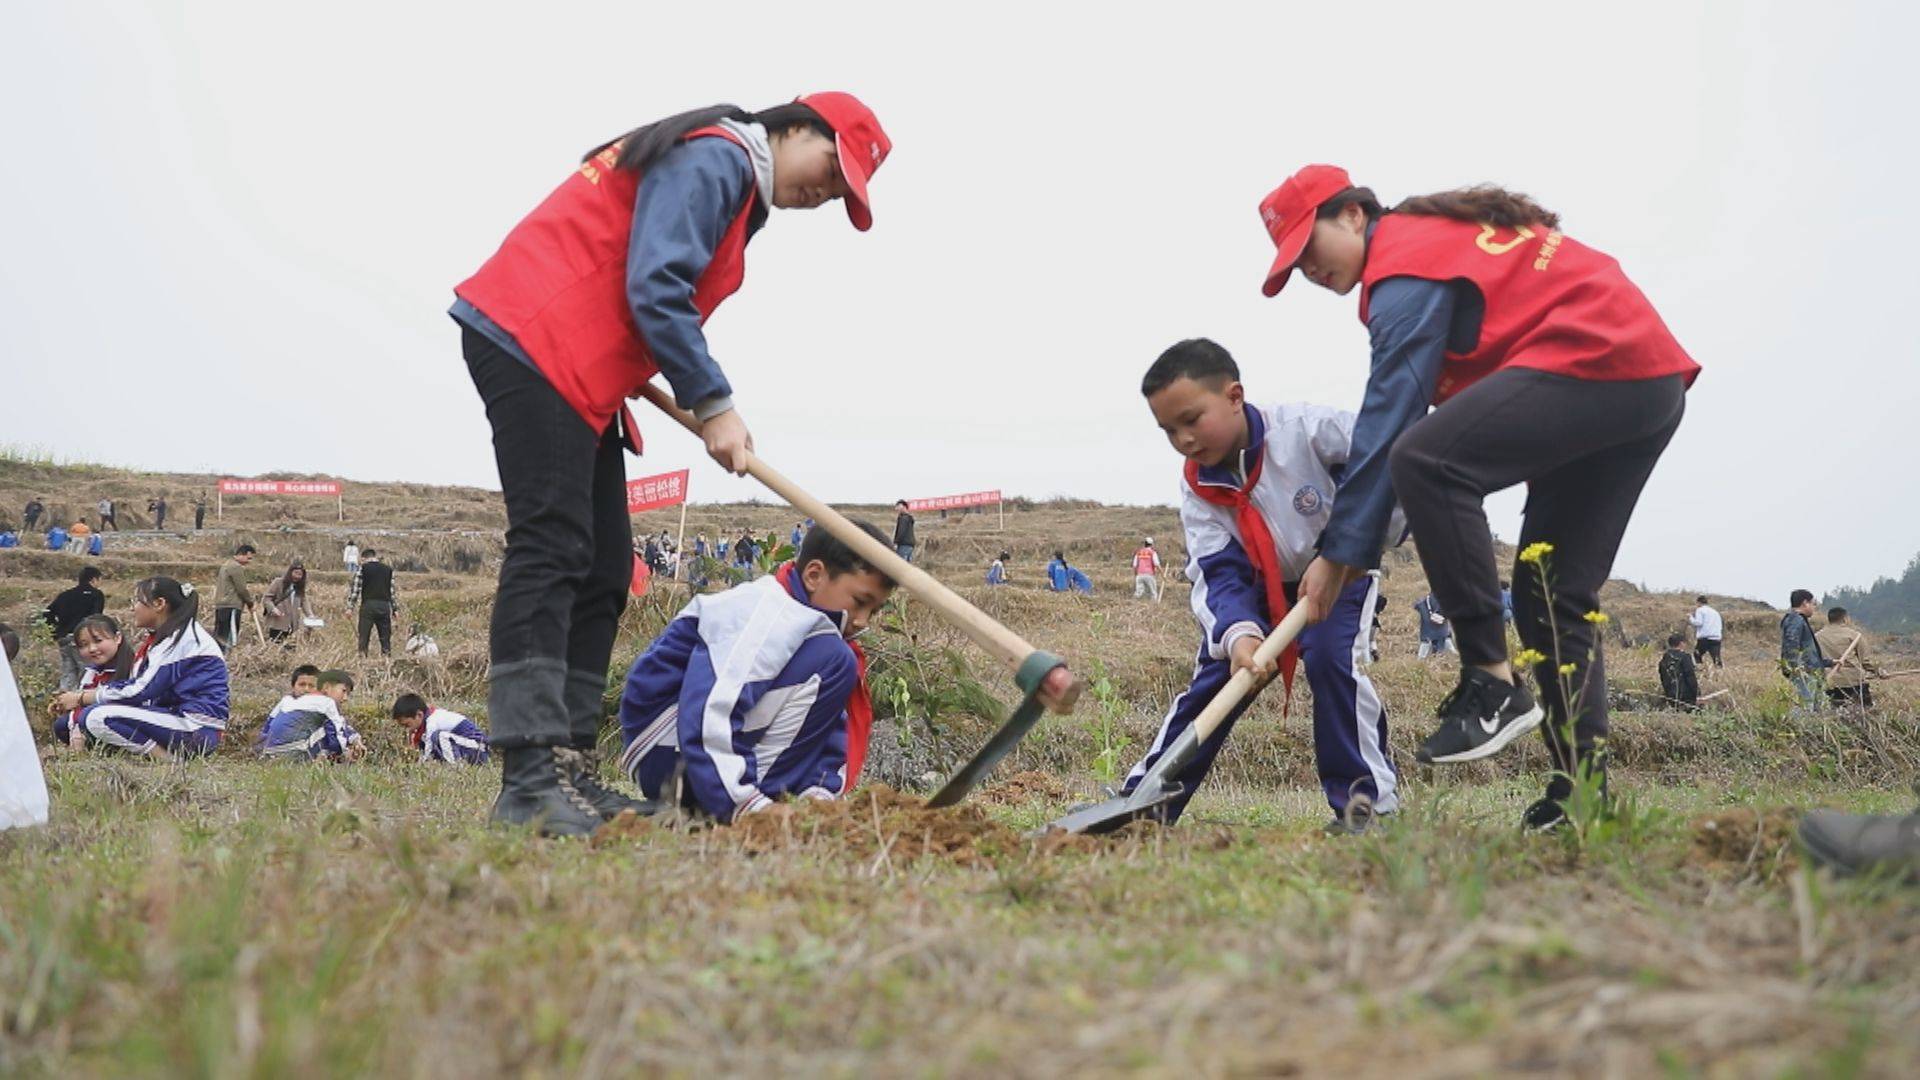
[616,522,895,822]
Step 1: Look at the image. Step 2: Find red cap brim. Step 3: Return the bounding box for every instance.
[837,134,873,232]
[1261,216,1314,297]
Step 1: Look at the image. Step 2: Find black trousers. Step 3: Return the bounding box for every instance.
[357,600,393,656]
[1389,368,1686,782]
[213,607,241,649]
[1694,637,1722,666]
[465,327,631,749]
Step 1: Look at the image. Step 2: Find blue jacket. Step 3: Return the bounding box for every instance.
[1414,594,1450,643]
[420,708,489,765]
[1780,612,1827,672]
[1047,559,1071,591]
[617,571,858,822]
[93,624,230,726]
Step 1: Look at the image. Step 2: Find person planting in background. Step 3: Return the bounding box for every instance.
[893,500,916,563]
[1266,166,1699,831]
[1815,607,1881,710]
[348,549,396,657]
[1413,592,1452,658]
[213,543,256,650]
[1119,339,1401,832]
[50,577,227,760]
[49,614,137,750]
[1132,537,1164,601]
[1779,589,1829,709]
[1657,632,1699,712]
[41,565,106,690]
[986,550,1010,586]
[616,523,895,823]
[393,693,490,765]
[260,560,316,644]
[260,669,365,763]
[450,91,891,836]
[1690,595,1723,667]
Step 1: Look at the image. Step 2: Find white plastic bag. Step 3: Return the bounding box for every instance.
[0,651,51,830]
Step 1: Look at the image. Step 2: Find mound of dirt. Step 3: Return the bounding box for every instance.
[1691,807,1801,876]
[980,769,1072,806]
[729,786,1019,866]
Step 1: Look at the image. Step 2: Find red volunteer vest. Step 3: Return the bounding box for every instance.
[1357,215,1700,404]
[1132,548,1158,575]
[455,127,758,437]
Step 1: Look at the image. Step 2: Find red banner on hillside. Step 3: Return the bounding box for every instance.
[219,479,341,496]
[907,489,1001,512]
[626,469,690,513]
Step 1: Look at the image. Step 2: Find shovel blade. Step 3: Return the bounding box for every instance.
[1039,778,1186,836]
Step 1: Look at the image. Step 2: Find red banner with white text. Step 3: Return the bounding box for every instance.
[906,489,1001,512]
[626,469,690,513]
[219,479,341,496]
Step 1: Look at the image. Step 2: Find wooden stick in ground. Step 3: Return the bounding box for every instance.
[636,382,1079,711]
[250,607,268,647]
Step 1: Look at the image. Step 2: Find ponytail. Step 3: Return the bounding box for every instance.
[134,575,201,651]
[1393,185,1560,229]
[586,101,834,175]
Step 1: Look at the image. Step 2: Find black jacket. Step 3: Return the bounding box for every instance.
[894,512,916,547]
[43,585,105,639]
[1658,648,1699,708]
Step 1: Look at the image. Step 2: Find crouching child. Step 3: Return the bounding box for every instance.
[50,577,228,760]
[616,522,896,822]
[393,692,490,765]
[50,614,137,751]
[261,669,365,762]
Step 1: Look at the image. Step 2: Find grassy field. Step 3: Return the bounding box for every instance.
[4,458,1920,1076]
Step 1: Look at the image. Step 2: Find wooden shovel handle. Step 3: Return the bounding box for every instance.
[637,383,1042,677]
[1190,604,1312,744]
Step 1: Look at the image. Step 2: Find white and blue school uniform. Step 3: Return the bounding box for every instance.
[1123,402,1401,820]
[260,693,361,760]
[419,708,490,765]
[616,572,859,823]
[79,625,229,756]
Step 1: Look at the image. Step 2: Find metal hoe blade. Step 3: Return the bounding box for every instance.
[925,651,1064,808]
[1038,724,1203,835]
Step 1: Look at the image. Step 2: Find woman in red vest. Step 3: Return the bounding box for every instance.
[451,93,890,836]
[1268,166,1699,831]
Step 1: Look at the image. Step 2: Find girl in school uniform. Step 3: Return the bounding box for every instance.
[451,93,891,836]
[49,614,137,750]
[1267,166,1700,830]
[52,577,229,760]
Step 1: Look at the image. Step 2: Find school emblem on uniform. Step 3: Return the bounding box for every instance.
[1292,484,1325,515]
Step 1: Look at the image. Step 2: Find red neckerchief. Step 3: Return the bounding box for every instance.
[411,707,430,749]
[773,561,873,790]
[1183,448,1298,703]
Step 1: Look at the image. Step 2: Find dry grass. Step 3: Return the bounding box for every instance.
[5,458,1920,1076]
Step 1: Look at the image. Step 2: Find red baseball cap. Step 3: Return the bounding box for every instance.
[1258,164,1353,296]
[795,91,891,232]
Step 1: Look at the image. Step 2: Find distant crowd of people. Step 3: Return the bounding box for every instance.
[5,493,212,544]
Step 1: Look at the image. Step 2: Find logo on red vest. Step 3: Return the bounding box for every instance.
[1292,484,1325,515]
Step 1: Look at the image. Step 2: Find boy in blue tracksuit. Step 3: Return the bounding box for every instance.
[1123,339,1400,830]
[261,669,365,762]
[617,522,896,822]
[392,693,491,765]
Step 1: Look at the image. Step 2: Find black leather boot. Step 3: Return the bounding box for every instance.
[489,747,603,837]
[561,669,658,818]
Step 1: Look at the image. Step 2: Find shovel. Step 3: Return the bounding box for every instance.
[637,383,1081,808]
[1044,604,1309,835]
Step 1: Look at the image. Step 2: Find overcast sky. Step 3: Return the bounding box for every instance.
[5,1,1916,604]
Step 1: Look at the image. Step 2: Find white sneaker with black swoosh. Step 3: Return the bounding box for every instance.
[1415,667,1545,765]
